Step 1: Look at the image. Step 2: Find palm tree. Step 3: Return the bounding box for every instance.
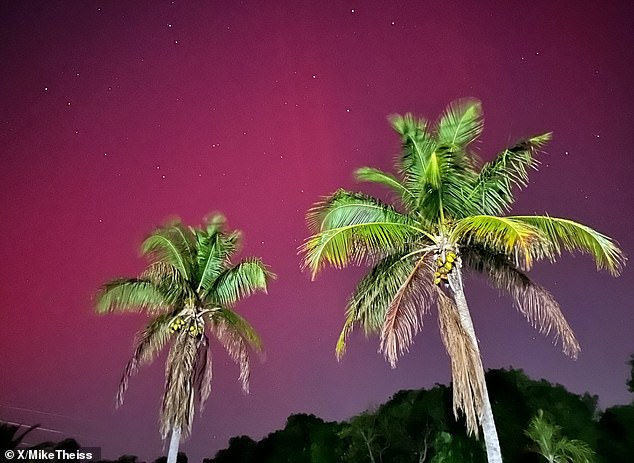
[525,410,595,462]
[96,215,274,463]
[300,99,624,462]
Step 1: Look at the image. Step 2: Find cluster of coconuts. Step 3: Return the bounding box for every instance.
[433,251,457,286]
[169,316,204,337]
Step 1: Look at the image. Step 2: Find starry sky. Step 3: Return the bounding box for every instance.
[1,1,633,461]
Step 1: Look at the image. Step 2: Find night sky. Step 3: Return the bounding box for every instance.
[1,1,633,461]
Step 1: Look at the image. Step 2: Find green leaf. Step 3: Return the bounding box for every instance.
[511,216,626,276]
[436,98,483,151]
[210,258,275,306]
[451,215,551,269]
[302,190,423,277]
[354,166,416,206]
[141,222,196,281]
[96,279,167,314]
[465,133,551,215]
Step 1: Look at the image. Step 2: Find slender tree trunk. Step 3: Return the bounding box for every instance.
[450,264,503,463]
[360,430,376,463]
[166,427,181,463]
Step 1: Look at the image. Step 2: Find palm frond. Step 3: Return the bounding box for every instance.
[464,133,550,215]
[380,253,436,367]
[511,216,626,276]
[336,253,419,359]
[354,166,416,207]
[195,231,226,293]
[192,335,213,410]
[210,258,274,306]
[301,190,422,278]
[525,410,595,462]
[437,291,486,438]
[160,332,198,439]
[209,308,262,393]
[142,222,196,281]
[389,112,434,185]
[451,215,551,269]
[141,262,190,305]
[116,314,172,407]
[435,98,483,151]
[462,245,580,358]
[96,279,167,314]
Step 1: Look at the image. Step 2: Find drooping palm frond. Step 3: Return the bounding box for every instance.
[160,333,199,439]
[511,216,626,276]
[210,259,274,307]
[461,246,580,358]
[208,307,263,393]
[354,166,416,208]
[96,279,167,314]
[301,190,423,277]
[336,252,420,359]
[116,314,173,407]
[435,98,484,152]
[142,222,196,281]
[192,335,213,410]
[380,253,436,367]
[451,215,552,269]
[141,262,190,306]
[437,291,485,438]
[464,133,551,216]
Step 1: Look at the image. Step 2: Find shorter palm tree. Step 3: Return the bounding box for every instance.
[96,215,274,463]
[525,410,595,462]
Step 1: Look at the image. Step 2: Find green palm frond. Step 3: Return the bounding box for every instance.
[465,133,551,215]
[142,222,196,281]
[380,253,436,367]
[116,314,172,407]
[302,190,423,277]
[435,98,483,151]
[354,166,416,207]
[418,145,478,221]
[195,231,226,292]
[451,215,552,269]
[210,259,275,306]
[336,253,418,359]
[209,307,263,393]
[525,410,595,462]
[511,216,626,276]
[389,112,434,185]
[462,246,580,358]
[96,279,167,314]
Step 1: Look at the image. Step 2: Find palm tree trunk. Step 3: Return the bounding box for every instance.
[166,426,181,463]
[450,266,503,463]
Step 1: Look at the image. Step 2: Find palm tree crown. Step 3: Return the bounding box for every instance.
[96,214,274,440]
[301,99,625,446]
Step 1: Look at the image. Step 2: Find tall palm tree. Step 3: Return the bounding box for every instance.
[96,215,274,463]
[300,99,625,462]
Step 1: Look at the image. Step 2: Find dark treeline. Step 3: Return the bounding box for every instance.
[2,366,633,463]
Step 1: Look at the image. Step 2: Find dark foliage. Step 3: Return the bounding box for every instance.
[4,366,633,462]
